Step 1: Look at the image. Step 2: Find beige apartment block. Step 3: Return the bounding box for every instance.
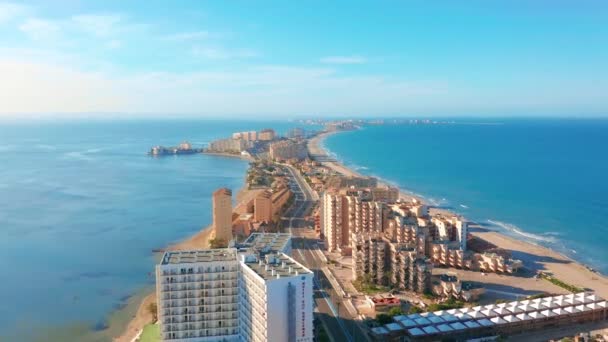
[269,139,308,161]
[258,128,276,141]
[213,188,233,242]
[253,187,292,223]
[352,234,386,284]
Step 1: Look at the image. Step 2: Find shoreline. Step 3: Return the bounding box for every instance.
[111,155,256,342]
[309,130,608,298]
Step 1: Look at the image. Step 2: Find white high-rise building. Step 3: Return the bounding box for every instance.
[156,249,240,341]
[156,233,314,342]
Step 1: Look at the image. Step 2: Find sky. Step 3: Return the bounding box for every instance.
[0,0,607,119]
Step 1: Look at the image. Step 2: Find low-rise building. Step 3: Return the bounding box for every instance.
[372,292,608,341]
[431,273,485,302]
[366,294,402,312]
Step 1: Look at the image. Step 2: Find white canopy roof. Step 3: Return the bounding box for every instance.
[468,311,486,319]
[490,316,507,324]
[516,313,533,321]
[503,315,520,323]
[541,309,557,317]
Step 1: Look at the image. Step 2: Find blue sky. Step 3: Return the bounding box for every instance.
[0,0,607,118]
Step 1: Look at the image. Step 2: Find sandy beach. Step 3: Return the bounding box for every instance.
[308,131,608,299]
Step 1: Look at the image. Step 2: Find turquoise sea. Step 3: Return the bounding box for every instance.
[0,120,303,341]
[322,119,608,275]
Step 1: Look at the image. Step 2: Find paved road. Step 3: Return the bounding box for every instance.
[279,164,370,342]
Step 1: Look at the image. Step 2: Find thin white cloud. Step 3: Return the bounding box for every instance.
[0,55,444,117]
[192,46,258,60]
[163,31,210,42]
[320,55,367,64]
[71,14,122,37]
[19,18,61,41]
[0,2,27,23]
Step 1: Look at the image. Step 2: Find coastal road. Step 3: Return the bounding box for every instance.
[279,163,370,342]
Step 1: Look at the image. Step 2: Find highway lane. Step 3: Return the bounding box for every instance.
[279,163,370,342]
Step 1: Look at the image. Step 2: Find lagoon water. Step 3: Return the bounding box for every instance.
[323,119,608,274]
[0,120,300,341]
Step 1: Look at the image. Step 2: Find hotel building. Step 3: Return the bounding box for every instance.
[156,233,314,342]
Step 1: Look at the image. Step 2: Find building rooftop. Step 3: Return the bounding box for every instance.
[239,232,291,255]
[373,292,606,338]
[160,248,237,265]
[213,188,232,197]
[242,252,312,281]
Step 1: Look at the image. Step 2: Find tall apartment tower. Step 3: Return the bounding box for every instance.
[213,188,233,242]
[156,249,240,341]
[156,233,314,342]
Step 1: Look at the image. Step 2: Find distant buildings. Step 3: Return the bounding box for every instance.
[253,187,292,223]
[269,139,308,161]
[232,131,257,141]
[213,188,233,242]
[258,128,276,141]
[208,138,250,153]
[156,233,314,342]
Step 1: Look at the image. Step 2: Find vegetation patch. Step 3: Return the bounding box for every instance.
[138,324,160,342]
[539,273,584,293]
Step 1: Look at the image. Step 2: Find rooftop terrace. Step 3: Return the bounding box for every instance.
[160,249,237,265]
[243,252,311,281]
[239,232,291,255]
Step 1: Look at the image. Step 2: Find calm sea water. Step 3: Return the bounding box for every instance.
[323,119,608,273]
[0,119,303,341]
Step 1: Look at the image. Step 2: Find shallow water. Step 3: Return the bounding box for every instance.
[0,119,303,341]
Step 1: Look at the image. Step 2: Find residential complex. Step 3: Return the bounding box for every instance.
[208,138,250,153]
[253,187,292,223]
[269,139,308,161]
[232,131,258,141]
[156,233,314,342]
[213,188,233,242]
[258,128,276,141]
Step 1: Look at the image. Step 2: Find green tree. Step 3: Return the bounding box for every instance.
[376,313,393,325]
[387,306,404,317]
[408,306,424,314]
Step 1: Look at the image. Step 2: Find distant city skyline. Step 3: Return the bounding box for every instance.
[0,0,607,118]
